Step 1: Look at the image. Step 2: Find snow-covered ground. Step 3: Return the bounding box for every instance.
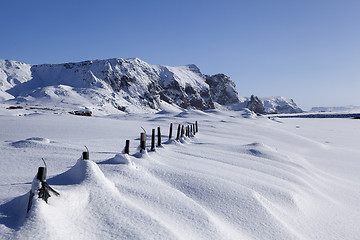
[0,106,359,239]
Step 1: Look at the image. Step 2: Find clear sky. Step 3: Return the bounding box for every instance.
[1,0,359,110]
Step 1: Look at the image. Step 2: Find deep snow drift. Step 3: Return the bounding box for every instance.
[0,107,359,239]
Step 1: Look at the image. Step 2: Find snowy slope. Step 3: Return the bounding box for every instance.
[0,108,359,239]
[0,60,32,101]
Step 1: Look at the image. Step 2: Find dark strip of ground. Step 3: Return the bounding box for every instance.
[274,113,360,119]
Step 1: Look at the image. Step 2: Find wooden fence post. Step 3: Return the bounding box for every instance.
[37,167,47,181]
[176,124,181,140]
[190,125,193,136]
[82,151,89,160]
[157,127,162,146]
[151,129,155,151]
[27,166,59,213]
[27,167,46,213]
[140,132,146,152]
[169,123,173,140]
[181,125,185,138]
[193,123,196,135]
[83,146,89,160]
[125,140,130,154]
[195,121,198,132]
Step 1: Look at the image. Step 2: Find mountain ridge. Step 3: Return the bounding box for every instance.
[0,58,302,114]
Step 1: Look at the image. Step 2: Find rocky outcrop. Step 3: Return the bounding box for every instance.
[239,95,303,114]
[262,97,303,114]
[205,74,239,105]
[245,95,265,114]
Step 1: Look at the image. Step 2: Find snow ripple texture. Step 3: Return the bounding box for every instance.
[0,109,359,239]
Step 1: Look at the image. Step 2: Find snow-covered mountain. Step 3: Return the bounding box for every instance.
[230,95,303,114]
[261,96,303,114]
[0,58,240,113]
[0,60,32,101]
[0,58,302,114]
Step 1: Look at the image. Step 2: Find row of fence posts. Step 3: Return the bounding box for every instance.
[82,121,198,159]
[28,121,199,213]
[138,121,198,154]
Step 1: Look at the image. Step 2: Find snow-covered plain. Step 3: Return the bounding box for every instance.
[0,106,359,239]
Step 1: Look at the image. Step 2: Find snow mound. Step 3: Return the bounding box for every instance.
[100,153,134,166]
[239,108,258,118]
[10,137,52,148]
[48,159,114,186]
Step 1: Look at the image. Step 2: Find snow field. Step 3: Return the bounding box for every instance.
[0,110,359,239]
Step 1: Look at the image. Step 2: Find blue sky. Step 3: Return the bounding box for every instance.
[1,0,359,110]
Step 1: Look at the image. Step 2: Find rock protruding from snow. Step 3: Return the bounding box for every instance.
[246,95,265,114]
[205,74,240,105]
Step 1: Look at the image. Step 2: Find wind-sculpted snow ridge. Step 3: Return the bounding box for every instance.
[0,110,359,239]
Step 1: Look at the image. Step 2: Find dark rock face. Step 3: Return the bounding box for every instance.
[205,74,239,105]
[246,95,265,114]
[154,65,215,110]
[97,59,217,110]
[69,109,92,116]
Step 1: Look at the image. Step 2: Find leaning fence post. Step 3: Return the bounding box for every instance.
[193,123,196,135]
[37,167,47,181]
[169,123,173,141]
[195,121,198,132]
[27,165,59,214]
[176,124,181,140]
[140,132,146,152]
[124,140,130,154]
[27,167,46,213]
[157,127,162,146]
[151,129,155,151]
[190,125,193,136]
[181,125,185,138]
